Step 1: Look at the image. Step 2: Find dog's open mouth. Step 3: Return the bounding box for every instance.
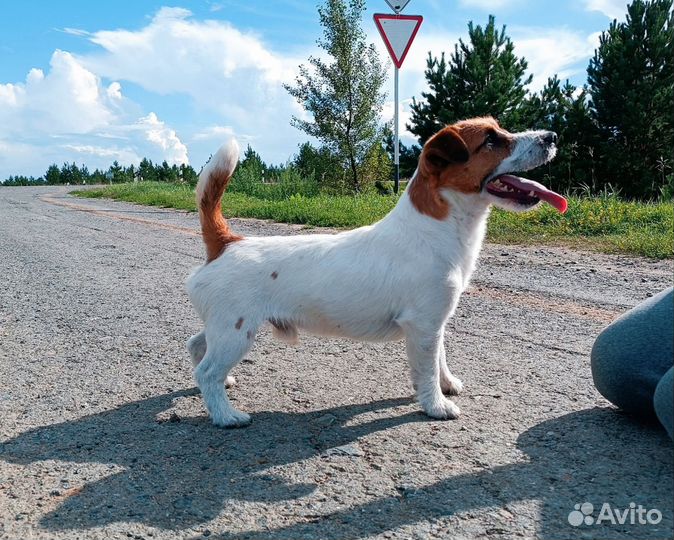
[486,174,568,213]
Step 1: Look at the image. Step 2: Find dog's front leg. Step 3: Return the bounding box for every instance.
[437,333,464,396]
[404,326,460,419]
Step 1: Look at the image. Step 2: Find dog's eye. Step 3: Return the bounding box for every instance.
[484,131,500,149]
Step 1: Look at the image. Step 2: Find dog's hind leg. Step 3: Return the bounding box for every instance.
[437,334,463,396]
[194,324,256,427]
[187,330,235,387]
[187,331,208,366]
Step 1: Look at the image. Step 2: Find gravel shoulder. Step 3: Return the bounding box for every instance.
[1,186,672,540]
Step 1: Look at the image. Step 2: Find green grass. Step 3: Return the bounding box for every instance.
[73,182,674,259]
[488,196,673,259]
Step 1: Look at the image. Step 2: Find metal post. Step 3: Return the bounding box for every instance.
[394,65,400,194]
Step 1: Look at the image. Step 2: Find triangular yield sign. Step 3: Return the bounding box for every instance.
[373,13,423,69]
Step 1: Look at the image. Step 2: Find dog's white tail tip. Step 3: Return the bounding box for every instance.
[208,138,240,177]
[196,138,239,201]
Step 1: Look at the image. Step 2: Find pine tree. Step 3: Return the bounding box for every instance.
[408,16,532,144]
[69,163,85,185]
[138,158,156,182]
[519,76,598,194]
[157,160,176,183]
[45,164,61,185]
[284,0,387,192]
[587,0,673,198]
[293,142,343,186]
[91,169,106,184]
[125,164,136,183]
[240,145,266,179]
[108,161,123,183]
[180,163,198,185]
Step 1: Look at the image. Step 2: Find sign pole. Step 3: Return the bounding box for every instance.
[394,65,399,194]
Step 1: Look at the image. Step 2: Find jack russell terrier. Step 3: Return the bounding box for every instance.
[186,117,567,427]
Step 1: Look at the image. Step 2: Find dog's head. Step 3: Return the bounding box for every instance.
[409,117,567,219]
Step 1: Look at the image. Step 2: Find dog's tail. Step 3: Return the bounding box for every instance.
[196,140,242,262]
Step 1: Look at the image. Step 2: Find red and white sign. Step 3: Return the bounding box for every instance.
[373,13,423,69]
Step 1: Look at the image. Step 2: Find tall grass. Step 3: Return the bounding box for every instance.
[488,196,673,258]
[228,165,321,199]
[74,182,673,259]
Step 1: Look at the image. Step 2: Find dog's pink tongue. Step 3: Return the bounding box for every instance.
[500,174,568,213]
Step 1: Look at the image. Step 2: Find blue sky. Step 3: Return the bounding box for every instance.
[0,0,629,178]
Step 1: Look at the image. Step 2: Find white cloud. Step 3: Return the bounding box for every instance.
[0,49,189,177]
[382,98,417,146]
[137,113,188,165]
[0,140,41,177]
[192,125,236,141]
[153,6,193,20]
[106,81,122,100]
[584,0,628,20]
[62,144,140,162]
[61,27,92,38]
[71,7,308,165]
[79,8,299,120]
[0,50,113,136]
[0,82,22,107]
[2,6,311,177]
[512,27,598,90]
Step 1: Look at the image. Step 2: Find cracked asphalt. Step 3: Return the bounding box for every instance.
[0,186,672,540]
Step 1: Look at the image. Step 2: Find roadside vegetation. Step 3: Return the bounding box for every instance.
[73,181,673,259]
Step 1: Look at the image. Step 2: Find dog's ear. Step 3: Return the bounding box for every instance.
[422,127,469,172]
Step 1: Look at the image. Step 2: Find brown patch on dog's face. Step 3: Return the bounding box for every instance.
[409,117,514,219]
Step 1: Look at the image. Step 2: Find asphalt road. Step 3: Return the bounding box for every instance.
[0,186,672,540]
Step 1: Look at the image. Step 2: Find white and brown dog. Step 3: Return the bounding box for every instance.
[186,117,567,427]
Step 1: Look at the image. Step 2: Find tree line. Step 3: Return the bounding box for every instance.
[2,158,199,187]
[3,0,672,200]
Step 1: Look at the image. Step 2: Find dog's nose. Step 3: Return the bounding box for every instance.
[542,131,558,145]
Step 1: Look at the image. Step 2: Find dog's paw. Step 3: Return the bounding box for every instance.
[225,375,236,388]
[212,409,251,428]
[422,397,461,420]
[440,374,463,396]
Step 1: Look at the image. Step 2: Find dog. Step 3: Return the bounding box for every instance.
[186,117,567,427]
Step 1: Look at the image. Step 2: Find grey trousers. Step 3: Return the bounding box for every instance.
[591,287,673,439]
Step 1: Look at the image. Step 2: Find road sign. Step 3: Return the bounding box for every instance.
[385,0,411,14]
[374,12,423,194]
[373,14,423,69]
